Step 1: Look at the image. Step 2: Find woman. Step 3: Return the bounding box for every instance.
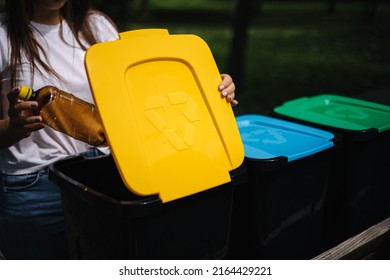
[0,0,237,259]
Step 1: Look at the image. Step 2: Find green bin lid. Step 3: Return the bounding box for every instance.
[274,94,390,133]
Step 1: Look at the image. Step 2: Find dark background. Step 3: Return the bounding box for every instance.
[1,0,389,115]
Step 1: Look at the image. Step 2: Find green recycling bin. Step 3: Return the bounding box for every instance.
[273,94,390,248]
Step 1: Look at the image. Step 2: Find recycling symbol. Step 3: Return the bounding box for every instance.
[144,91,200,150]
[325,105,368,120]
[241,128,286,145]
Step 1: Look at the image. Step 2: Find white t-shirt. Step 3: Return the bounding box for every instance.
[0,12,119,174]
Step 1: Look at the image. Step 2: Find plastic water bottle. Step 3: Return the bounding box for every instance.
[18,85,107,146]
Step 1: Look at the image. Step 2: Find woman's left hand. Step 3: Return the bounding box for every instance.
[219,74,238,106]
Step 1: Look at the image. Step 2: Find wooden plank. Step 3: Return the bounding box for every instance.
[313,217,390,260]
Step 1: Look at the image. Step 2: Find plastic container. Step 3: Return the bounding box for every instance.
[18,85,106,146]
[229,114,336,260]
[273,94,390,248]
[49,29,245,259]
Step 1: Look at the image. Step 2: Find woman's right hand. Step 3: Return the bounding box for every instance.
[7,86,44,139]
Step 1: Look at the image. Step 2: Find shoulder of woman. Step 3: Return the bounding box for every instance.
[88,10,119,42]
[0,14,8,42]
[88,10,118,33]
[0,13,7,30]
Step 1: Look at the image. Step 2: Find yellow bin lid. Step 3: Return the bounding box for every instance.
[85,29,244,203]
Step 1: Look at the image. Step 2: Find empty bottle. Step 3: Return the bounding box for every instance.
[18,85,107,147]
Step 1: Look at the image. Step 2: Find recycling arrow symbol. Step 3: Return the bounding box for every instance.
[325,106,369,119]
[262,129,287,144]
[241,129,266,143]
[144,91,200,150]
[241,128,286,145]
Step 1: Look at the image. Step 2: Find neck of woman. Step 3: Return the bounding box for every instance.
[32,9,62,25]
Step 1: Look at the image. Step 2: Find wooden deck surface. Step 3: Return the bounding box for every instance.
[313,216,390,260]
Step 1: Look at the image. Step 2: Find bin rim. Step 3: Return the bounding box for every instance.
[48,155,163,213]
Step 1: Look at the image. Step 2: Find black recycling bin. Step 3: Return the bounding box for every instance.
[229,114,337,260]
[49,154,246,259]
[273,94,390,248]
[49,29,247,260]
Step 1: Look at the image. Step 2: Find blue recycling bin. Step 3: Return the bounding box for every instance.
[229,114,337,260]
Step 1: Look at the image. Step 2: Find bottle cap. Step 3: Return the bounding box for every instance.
[18,86,34,101]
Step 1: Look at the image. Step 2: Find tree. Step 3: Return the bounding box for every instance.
[227,0,260,91]
[364,0,377,23]
[327,0,337,14]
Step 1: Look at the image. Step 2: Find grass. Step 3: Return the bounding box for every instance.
[240,2,390,115]
[115,1,390,115]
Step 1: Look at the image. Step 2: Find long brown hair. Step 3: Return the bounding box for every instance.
[3,0,109,86]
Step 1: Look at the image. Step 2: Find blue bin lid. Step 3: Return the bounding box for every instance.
[236,114,335,162]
